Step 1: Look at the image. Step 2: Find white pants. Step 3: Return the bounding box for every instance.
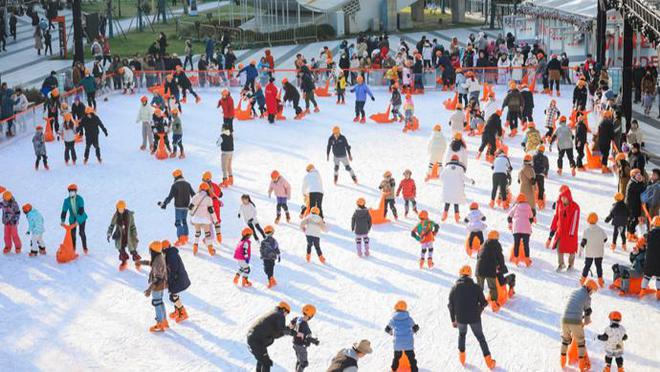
[30,234,45,251]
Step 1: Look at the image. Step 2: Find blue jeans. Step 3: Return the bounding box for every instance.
[152,290,166,322]
[175,208,189,237]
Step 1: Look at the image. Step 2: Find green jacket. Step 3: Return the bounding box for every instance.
[171,116,182,135]
[80,76,97,94]
[107,210,139,251]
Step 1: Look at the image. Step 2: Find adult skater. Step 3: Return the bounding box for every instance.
[501,81,523,137]
[547,186,581,271]
[448,265,496,370]
[327,126,358,184]
[597,110,615,173]
[560,280,599,371]
[440,155,475,222]
[282,78,303,119]
[60,184,88,254]
[477,109,503,162]
[639,216,660,299]
[136,95,155,150]
[247,301,292,372]
[159,169,196,247]
[327,340,373,371]
[265,77,279,124]
[77,107,108,164]
[163,240,191,322]
[301,164,324,219]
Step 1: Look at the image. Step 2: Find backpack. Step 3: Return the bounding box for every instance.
[259,237,279,260]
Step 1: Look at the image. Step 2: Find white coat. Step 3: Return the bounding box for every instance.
[464,78,481,94]
[427,131,447,163]
[238,202,259,224]
[449,110,465,134]
[444,142,468,170]
[136,104,154,123]
[440,161,472,205]
[121,67,134,88]
[580,224,607,258]
[511,54,524,81]
[300,214,327,238]
[302,169,324,195]
[13,94,29,113]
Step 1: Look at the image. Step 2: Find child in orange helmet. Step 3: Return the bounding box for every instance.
[411,211,439,269]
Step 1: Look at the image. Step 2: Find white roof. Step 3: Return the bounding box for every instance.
[297,0,350,12]
[524,0,597,19]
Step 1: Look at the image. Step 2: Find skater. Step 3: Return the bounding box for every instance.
[60,184,87,254]
[605,193,630,251]
[327,340,373,371]
[300,206,328,264]
[508,194,535,266]
[411,210,439,269]
[597,110,616,172]
[238,194,266,242]
[638,216,660,299]
[106,200,140,270]
[80,70,98,109]
[254,83,266,117]
[32,125,48,170]
[1,191,21,254]
[476,230,508,311]
[397,169,417,217]
[449,103,466,135]
[118,66,134,94]
[597,311,627,372]
[140,241,169,332]
[260,225,281,288]
[233,228,253,287]
[61,113,77,165]
[268,171,292,224]
[490,150,512,209]
[560,280,598,370]
[444,132,468,169]
[170,108,185,159]
[22,203,46,256]
[282,78,304,119]
[335,71,346,104]
[159,169,196,247]
[575,115,588,170]
[625,169,647,241]
[77,107,108,164]
[441,155,475,222]
[164,74,181,111]
[265,78,279,123]
[200,172,223,243]
[385,300,419,372]
[448,265,496,369]
[520,83,534,124]
[579,213,608,287]
[379,171,398,220]
[300,65,319,114]
[390,84,403,122]
[544,100,560,142]
[290,304,320,372]
[464,202,487,254]
[455,68,469,106]
[247,301,291,371]
[218,89,235,129]
[550,116,576,176]
[350,75,375,123]
[521,122,542,153]
[327,126,358,184]
[174,66,201,104]
[426,124,447,181]
[351,198,372,257]
[533,146,549,209]
[501,81,523,136]
[136,95,154,150]
[547,187,581,271]
[301,164,324,218]
[518,154,537,213]
[217,107,234,187]
[163,240,190,323]
[189,183,220,256]
[44,89,61,135]
[71,96,85,121]
[477,109,503,162]
[403,93,416,132]
[150,108,171,155]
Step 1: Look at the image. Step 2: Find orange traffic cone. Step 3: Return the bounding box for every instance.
[368,195,391,224]
[403,116,420,132]
[57,224,79,264]
[480,83,490,102]
[235,98,254,121]
[425,163,440,182]
[495,277,509,307]
[369,104,395,124]
[528,75,537,93]
[585,145,602,170]
[314,79,331,97]
[443,93,458,110]
[44,117,55,142]
[465,235,481,257]
[155,133,169,160]
[396,352,411,371]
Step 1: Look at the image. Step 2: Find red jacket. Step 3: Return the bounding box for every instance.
[205,180,223,223]
[550,188,580,254]
[218,96,234,119]
[264,50,275,69]
[396,178,416,199]
[265,82,279,114]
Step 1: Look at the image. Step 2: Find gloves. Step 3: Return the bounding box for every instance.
[412,324,420,333]
[307,337,320,346]
[277,255,281,263]
[106,234,111,242]
[371,96,375,101]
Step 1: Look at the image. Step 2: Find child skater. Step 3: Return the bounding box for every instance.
[403,93,415,132]
[579,212,608,287]
[32,126,48,170]
[259,225,280,289]
[390,83,403,122]
[597,311,627,372]
[170,108,185,159]
[351,198,372,257]
[397,169,417,217]
[605,193,630,252]
[233,227,253,287]
[335,71,346,104]
[464,202,487,256]
[268,170,291,224]
[151,108,171,154]
[22,203,46,256]
[291,304,320,372]
[544,100,560,144]
[61,113,77,165]
[238,194,266,242]
[141,241,169,332]
[386,300,419,372]
[411,210,439,269]
[300,206,328,264]
[163,240,191,323]
[380,171,398,220]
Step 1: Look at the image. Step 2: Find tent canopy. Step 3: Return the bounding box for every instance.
[523,0,597,19]
[297,0,350,12]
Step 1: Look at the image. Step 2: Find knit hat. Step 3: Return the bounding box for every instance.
[353,339,373,354]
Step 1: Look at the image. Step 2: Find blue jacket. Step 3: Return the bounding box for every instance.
[1,89,17,118]
[61,195,88,224]
[254,88,265,107]
[386,311,417,351]
[240,65,258,81]
[205,39,215,59]
[26,209,45,235]
[350,83,374,102]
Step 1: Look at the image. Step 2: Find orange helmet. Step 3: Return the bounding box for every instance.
[524,154,533,162]
[171,108,180,115]
[584,279,599,292]
[418,210,429,220]
[608,311,622,322]
[302,304,316,318]
[22,203,32,214]
[241,227,254,236]
[587,212,598,224]
[433,124,442,132]
[487,230,499,240]
[149,240,163,253]
[527,122,535,128]
[172,169,183,178]
[264,225,275,235]
[270,170,280,180]
[559,115,567,122]
[199,182,210,191]
[459,265,472,277]
[67,184,78,191]
[278,301,291,313]
[63,112,73,121]
[538,145,545,152]
[310,206,321,215]
[116,200,126,211]
[221,89,229,97]
[282,78,288,84]
[2,191,12,201]
[356,198,366,207]
[394,300,407,312]
[615,153,626,161]
[202,171,212,181]
[383,171,392,178]
[614,192,624,201]
[516,194,527,203]
[140,95,148,103]
[469,202,478,210]
[85,106,95,114]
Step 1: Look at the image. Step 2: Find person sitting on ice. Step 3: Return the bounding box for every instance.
[327,339,373,370]
[411,210,439,269]
[489,150,512,209]
[327,126,358,185]
[440,154,475,223]
[379,171,398,220]
[448,102,465,135]
[597,311,627,372]
[547,186,581,272]
[300,206,328,264]
[140,241,168,332]
[247,302,292,371]
[259,225,280,289]
[106,200,140,270]
[543,99,560,143]
[533,145,549,209]
[448,264,496,369]
[639,216,660,299]
[350,75,375,124]
[290,304,319,371]
[477,109,503,162]
[351,198,372,257]
[559,279,598,370]
[385,300,420,372]
[425,124,447,181]
[282,78,304,119]
[550,116,577,176]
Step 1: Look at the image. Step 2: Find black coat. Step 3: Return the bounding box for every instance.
[351,207,372,235]
[644,228,660,276]
[605,201,629,227]
[521,90,534,114]
[597,119,615,150]
[625,179,646,217]
[483,114,503,140]
[300,72,315,93]
[283,82,300,102]
[175,72,192,89]
[533,152,549,176]
[327,134,352,158]
[164,246,190,294]
[572,86,588,109]
[476,239,506,278]
[575,122,588,149]
[628,152,647,172]
[78,114,108,141]
[247,308,288,347]
[162,177,196,209]
[448,276,487,324]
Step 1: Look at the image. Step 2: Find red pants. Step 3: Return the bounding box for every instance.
[4,224,21,250]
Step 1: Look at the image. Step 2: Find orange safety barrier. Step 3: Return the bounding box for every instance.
[155,133,169,160]
[443,93,458,110]
[57,223,79,264]
[509,239,531,267]
[43,117,55,142]
[426,163,440,181]
[567,338,591,369]
[368,195,390,224]
[480,83,491,102]
[528,75,538,93]
[235,98,254,121]
[585,144,602,170]
[314,79,332,97]
[403,116,419,132]
[370,104,395,124]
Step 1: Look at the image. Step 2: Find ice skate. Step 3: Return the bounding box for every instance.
[233,273,240,285]
[207,245,216,256]
[241,277,252,287]
[267,277,277,289]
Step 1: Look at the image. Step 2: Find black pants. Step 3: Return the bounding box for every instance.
[71,221,88,251]
[64,141,77,162]
[291,98,302,115]
[102,55,112,67]
[244,79,255,93]
[627,216,639,236]
[35,154,48,168]
[392,350,418,372]
[384,199,397,218]
[521,109,533,123]
[491,173,508,201]
[355,100,366,118]
[263,259,275,279]
[267,113,275,123]
[582,257,603,278]
[48,111,59,132]
[557,148,575,169]
[45,42,52,55]
[153,132,171,152]
[600,145,610,168]
[183,55,193,70]
[247,221,265,241]
[506,111,519,130]
[181,86,198,101]
[468,231,484,248]
[612,225,626,245]
[458,322,490,356]
[84,138,101,161]
[87,91,97,109]
[536,175,545,200]
[605,356,624,368]
[304,91,318,110]
[10,25,16,40]
[275,201,289,216]
[459,93,468,107]
[444,203,459,213]
[513,233,530,257]
[575,144,585,168]
[403,199,417,214]
[550,79,559,92]
[247,337,272,372]
[306,236,322,256]
[479,136,496,156]
[301,192,323,218]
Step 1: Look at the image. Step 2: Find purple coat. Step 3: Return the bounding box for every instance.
[508,202,534,234]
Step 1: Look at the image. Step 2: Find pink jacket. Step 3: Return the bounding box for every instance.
[233,238,251,261]
[508,202,534,234]
[268,177,291,199]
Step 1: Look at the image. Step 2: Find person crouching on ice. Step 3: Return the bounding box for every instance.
[386,300,419,372]
[140,241,169,333]
[411,210,439,269]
